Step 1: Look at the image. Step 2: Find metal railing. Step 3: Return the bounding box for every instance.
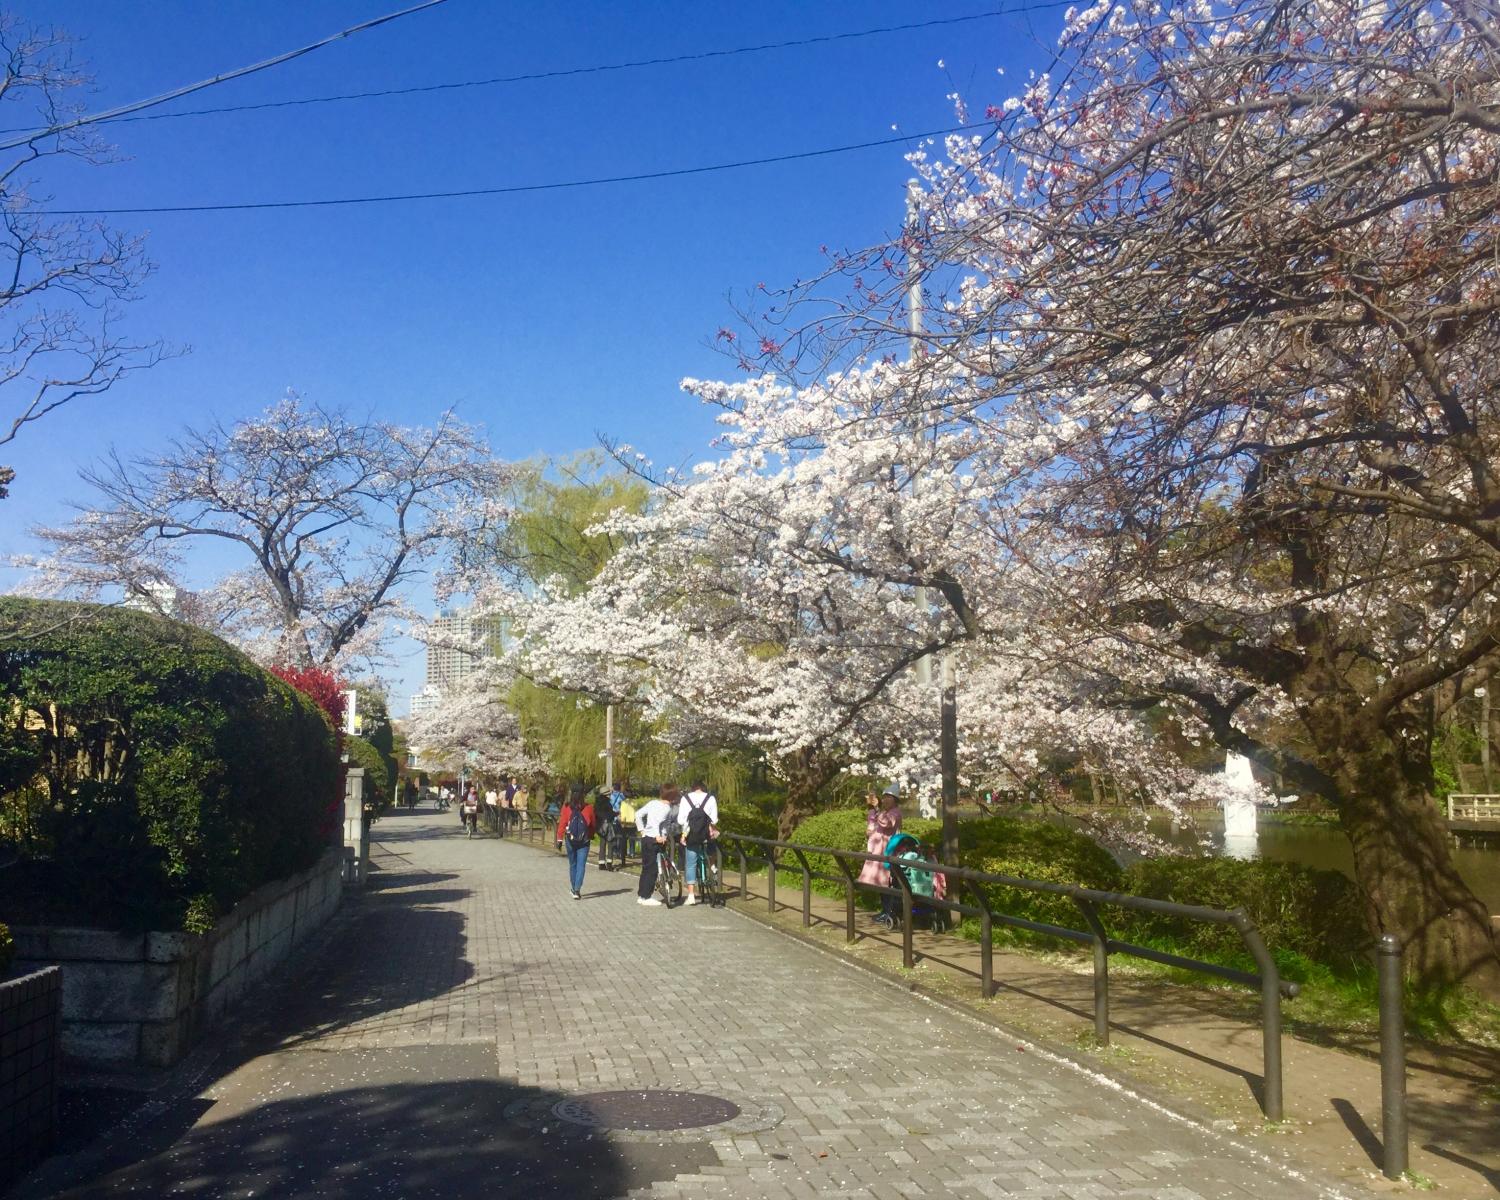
[720,831,1299,1121]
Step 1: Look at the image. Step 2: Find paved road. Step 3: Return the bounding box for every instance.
[42,808,1352,1199]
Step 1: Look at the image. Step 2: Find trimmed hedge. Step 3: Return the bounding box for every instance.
[0,921,11,978]
[1117,856,1370,971]
[0,599,341,931]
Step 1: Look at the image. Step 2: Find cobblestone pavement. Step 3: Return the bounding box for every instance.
[43,809,1365,1199]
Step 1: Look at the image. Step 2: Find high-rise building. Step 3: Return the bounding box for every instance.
[423,608,501,692]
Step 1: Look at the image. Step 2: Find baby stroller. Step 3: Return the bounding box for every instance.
[876,832,950,933]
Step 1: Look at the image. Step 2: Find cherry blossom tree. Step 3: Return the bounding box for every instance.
[29,397,509,670]
[404,682,540,782]
[0,17,164,500]
[716,0,1500,993]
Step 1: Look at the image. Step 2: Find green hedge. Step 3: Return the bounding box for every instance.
[1117,856,1370,971]
[776,805,1373,976]
[0,599,341,932]
[346,736,390,814]
[782,810,1121,928]
[0,921,11,978]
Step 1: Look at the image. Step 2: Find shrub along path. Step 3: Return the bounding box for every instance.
[24,806,1379,1199]
[712,858,1499,1196]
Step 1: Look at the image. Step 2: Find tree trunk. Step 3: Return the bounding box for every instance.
[1334,735,1500,1000]
[776,748,844,840]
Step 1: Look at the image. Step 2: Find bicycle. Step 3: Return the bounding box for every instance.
[686,838,724,907]
[462,806,479,837]
[654,838,683,907]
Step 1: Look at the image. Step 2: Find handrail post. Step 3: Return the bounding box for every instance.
[1234,916,1284,1121]
[1073,895,1111,1046]
[963,878,994,998]
[896,865,915,968]
[790,847,814,928]
[767,846,777,913]
[737,844,748,901]
[1377,934,1408,1180]
[835,857,858,943]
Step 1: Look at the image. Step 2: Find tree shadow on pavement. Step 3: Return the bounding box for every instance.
[50,1079,643,1200]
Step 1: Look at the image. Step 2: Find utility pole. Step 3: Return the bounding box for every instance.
[604,702,616,791]
[906,186,961,861]
[908,191,936,820]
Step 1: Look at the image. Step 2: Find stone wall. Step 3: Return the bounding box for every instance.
[12,849,343,1070]
[0,966,62,1185]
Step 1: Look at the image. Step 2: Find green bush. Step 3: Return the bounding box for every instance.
[715,792,778,839]
[780,810,1121,931]
[949,817,1123,937]
[786,810,939,890]
[0,599,341,931]
[0,921,12,978]
[346,735,390,813]
[1117,856,1370,972]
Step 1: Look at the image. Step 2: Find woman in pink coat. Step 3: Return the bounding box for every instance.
[857,787,902,889]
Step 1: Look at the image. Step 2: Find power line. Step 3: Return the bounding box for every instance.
[0,0,452,152]
[42,123,992,216]
[10,3,1075,133]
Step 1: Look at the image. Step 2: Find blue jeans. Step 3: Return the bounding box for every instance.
[566,843,588,892]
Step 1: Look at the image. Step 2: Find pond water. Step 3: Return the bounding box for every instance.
[1115,811,1500,916]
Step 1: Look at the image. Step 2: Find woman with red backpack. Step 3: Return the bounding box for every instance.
[556,783,595,900]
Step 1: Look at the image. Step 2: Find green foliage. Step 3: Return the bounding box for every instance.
[0,921,12,978]
[487,452,651,596]
[947,816,1123,939]
[955,817,1122,886]
[779,811,1120,931]
[352,684,397,796]
[716,791,779,839]
[1118,856,1370,971]
[346,736,391,813]
[0,598,340,931]
[183,894,217,935]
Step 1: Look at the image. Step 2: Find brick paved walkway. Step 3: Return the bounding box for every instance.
[38,809,1369,1199]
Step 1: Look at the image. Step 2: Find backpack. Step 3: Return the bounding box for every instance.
[619,800,637,825]
[684,795,713,845]
[566,807,590,848]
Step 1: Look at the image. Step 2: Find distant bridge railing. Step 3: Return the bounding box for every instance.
[1446,793,1500,823]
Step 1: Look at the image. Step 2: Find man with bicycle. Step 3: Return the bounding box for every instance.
[677,780,719,906]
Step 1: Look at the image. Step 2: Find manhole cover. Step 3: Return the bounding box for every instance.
[503,1089,783,1144]
[551,1090,740,1131]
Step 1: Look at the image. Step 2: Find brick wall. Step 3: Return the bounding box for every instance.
[0,966,62,1185]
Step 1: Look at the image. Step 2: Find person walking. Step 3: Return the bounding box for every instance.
[634,784,679,907]
[557,784,595,899]
[677,780,719,906]
[592,787,617,868]
[859,786,902,925]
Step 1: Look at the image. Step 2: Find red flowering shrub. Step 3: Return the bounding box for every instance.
[269,664,347,839]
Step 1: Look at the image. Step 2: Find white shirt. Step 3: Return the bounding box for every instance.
[677,790,718,833]
[635,798,676,840]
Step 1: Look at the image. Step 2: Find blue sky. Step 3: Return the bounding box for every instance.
[0,1,1058,710]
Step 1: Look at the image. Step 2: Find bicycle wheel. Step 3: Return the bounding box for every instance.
[702,850,723,907]
[656,850,682,906]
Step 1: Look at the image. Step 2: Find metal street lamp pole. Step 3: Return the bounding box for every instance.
[906,188,961,859]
